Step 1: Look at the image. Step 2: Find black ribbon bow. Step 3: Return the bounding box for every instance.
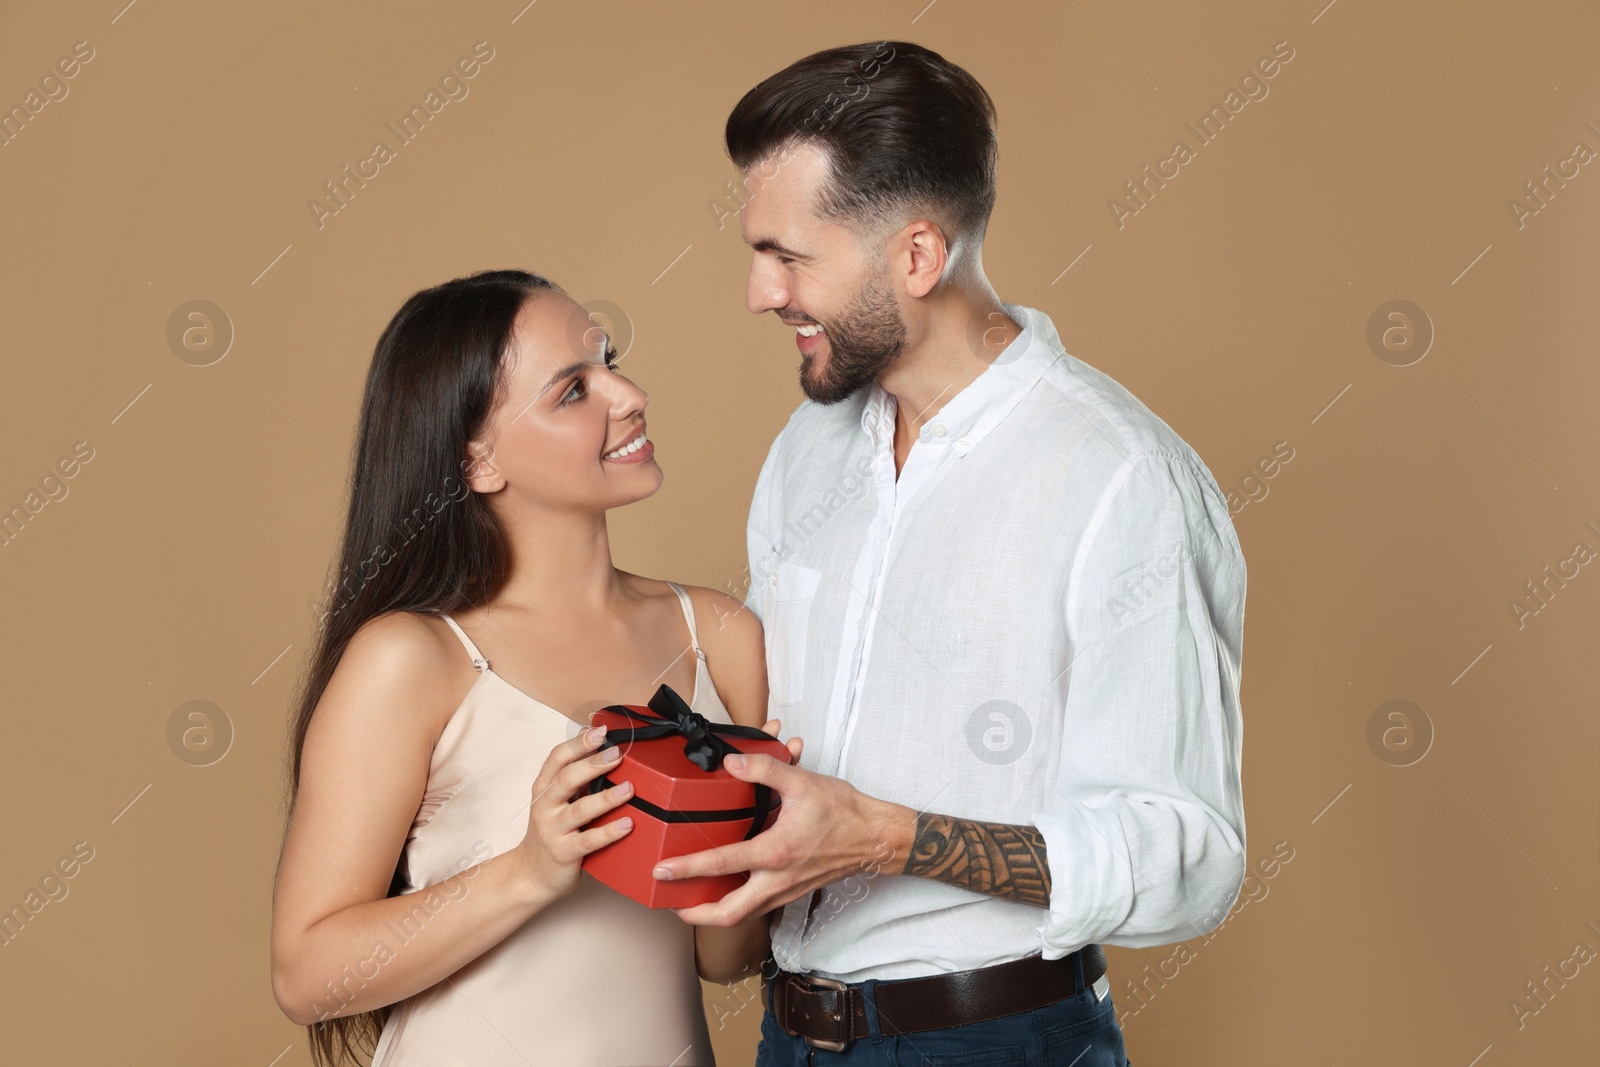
[589,684,780,841]
[597,683,774,770]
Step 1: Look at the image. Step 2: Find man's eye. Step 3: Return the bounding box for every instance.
[776,255,793,266]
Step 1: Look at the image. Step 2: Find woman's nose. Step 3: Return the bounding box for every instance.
[602,367,647,415]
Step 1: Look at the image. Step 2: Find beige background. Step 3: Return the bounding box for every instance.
[1,0,1596,1063]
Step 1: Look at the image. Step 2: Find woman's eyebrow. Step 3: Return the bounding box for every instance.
[538,361,588,396]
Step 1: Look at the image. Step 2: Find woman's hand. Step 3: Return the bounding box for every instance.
[512,725,636,900]
[763,717,803,764]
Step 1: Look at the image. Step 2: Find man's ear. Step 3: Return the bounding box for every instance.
[900,219,949,299]
[464,439,505,493]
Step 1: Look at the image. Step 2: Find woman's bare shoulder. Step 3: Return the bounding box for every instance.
[673,582,768,727]
[342,610,461,673]
[623,574,762,651]
[678,583,761,643]
[316,610,474,741]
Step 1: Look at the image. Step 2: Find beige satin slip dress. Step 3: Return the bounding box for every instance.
[368,582,729,1066]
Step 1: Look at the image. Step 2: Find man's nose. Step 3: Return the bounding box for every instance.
[746,260,788,316]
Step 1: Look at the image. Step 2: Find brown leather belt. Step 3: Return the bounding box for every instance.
[768,945,1106,1051]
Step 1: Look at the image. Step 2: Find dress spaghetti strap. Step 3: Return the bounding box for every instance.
[665,582,706,661]
[440,614,489,672]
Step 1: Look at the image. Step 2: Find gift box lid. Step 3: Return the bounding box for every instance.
[588,685,793,814]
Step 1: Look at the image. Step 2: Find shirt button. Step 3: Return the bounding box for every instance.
[931,424,947,437]
[955,436,971,454]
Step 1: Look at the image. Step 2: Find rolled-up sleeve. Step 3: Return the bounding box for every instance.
[1032,450,1248,955]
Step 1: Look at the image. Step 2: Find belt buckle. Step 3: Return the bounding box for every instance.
[793,972,850,1052]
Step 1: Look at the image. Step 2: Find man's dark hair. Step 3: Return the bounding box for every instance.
[725,40,998,247]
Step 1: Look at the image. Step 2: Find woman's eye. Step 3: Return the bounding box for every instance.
[561,348,623,404]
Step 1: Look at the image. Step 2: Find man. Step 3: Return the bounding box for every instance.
[652,40,1247,1065]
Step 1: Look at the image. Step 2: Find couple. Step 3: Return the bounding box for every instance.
[269,40,1247,1067]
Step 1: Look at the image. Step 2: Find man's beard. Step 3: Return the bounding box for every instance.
[798,268,907,405]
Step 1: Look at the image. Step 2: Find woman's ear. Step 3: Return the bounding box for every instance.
[464,439,505,493]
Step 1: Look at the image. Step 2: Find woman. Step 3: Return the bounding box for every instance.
[269,269,794,1066]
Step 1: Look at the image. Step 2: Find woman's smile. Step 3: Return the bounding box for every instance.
[602,426,655,464]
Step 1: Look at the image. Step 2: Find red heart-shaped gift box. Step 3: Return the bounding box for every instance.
[579,684,793,908]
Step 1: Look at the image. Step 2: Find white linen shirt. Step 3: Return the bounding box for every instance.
[743,302,1248,983]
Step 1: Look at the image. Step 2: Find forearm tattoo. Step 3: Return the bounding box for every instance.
[903,813,1052,907]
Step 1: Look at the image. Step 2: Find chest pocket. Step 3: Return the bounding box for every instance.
[763,559,824,712]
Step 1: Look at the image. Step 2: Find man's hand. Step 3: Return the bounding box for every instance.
[655,752,912,927]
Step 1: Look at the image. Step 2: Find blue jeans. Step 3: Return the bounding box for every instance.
[755,959,1132,1066]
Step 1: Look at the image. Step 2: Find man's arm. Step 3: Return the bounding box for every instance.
[848,453,1245,926]
[1027,450,1247,952]
[900,812,1051,907]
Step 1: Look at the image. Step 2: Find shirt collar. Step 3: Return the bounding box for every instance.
[859,302,1061,453]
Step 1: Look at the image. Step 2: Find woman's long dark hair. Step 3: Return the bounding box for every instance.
[280,268,564,1066]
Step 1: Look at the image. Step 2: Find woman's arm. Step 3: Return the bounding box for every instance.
[681,587,798,984]
[269,612,632,1023]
